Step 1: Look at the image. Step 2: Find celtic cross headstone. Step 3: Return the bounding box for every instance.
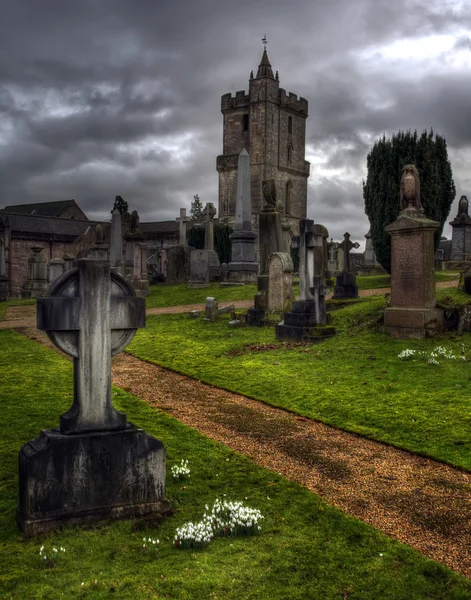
[18,245,170,535]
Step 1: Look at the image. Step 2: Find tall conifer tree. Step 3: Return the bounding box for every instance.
[363,130,455,273]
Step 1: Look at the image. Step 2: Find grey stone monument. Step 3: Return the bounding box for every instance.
[203,203,221,281]
[276,220,334,341]
[110,209,123,269]
[227,149,258,283]
[188,249,210,288]
[48,258,65,284]
[22,247,49,298]
[246,179,284,325]
[18,247,170,535]
[0,237,9,301]
[204,297,219,321]
[450,195,471,261]
[166,245,192,284]
[332,233,360,299]
[267,252,293,311]
[176,208,190,246]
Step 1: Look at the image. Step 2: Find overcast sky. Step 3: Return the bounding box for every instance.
[0,0,470,245]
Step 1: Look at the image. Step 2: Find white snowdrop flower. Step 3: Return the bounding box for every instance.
[44,556,47,560]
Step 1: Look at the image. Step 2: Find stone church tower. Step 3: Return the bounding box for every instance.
[216,47,310,246]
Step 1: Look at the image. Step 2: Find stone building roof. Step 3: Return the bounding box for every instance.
[140,221,180,234]
[2,199,87,219]
[0,212,100,242]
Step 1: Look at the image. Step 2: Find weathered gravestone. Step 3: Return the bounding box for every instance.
[246,179,284,325]
[332,233,360,299]
[176,208,191,246]
[203,203,221,281]
[22,246,49,298]
[384,164,444,339]
[450,195,471,262]
[48,258,65,284]
[227,149,258,283]
[166,245,192,284]
[267,252,293,311]
[0,237,9,301]
[276,220,334,341]
[188,249,210,288]
[204,297,219,321]
[110,208,124,271]
[18,237,170,535]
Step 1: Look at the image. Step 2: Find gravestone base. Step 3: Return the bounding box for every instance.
[208,250,221,282]
[0,275,9,301]
[187,283,210,289]
[18,425,170,536]
[245,308,266,326]
[276,300,336,342]
[21,281,49,299]
[220,282,245,287]
[384,307,444,340]
[226,262,258,284]
[132,277,149,297]
[333,272,358,299]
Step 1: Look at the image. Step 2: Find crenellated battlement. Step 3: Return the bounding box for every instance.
[279,89,308,115]
[221,90,250,111]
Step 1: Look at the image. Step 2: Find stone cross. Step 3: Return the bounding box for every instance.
[110,209,123,266]
[291,220,316,301]
[176,208,190,245]
[37,257,145,434]
[339,232,360,273]
[203,203,217,251]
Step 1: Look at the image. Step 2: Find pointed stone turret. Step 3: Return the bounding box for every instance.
[256,50,274,79]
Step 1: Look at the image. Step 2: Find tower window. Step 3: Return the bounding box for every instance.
[243,114,249,132]
[288,116,293,134]
[287,144,293,164]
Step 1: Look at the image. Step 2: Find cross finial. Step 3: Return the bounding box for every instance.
[262,34,267,51]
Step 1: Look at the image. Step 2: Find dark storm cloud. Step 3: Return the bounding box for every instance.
[0,0,470,242]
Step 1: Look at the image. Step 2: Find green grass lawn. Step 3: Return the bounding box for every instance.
[1,330,471,599]
[146,283,258,308]
[128,296,471,471]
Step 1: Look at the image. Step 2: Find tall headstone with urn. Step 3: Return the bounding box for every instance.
[384,164,444,339]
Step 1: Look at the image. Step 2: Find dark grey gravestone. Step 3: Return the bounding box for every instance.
[204,297,219,321]
[166,245,192,284]
[203,203,221,281]
[22,247,48,298]
[48,259,65,284]
[110,209,123,267]
[333,232,360,299]
[0,237,9,301]
[246,178,283,325]
[276,220,334,342]
[450,196,471,261]
[188,249,210,288]
[18,256,170,536]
